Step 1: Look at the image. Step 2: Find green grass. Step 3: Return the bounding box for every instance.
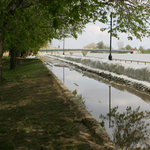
[2,59,48,82]
[0,58,95,150]
[2,55,10,59]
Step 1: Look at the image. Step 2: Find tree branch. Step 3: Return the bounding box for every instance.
[6,0,24,14]
[20,2,33,9]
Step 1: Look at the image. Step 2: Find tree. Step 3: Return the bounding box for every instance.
[96,41,110,49]
[101,0,150,40]
[102,45,110,49]
[1,0,150,81]
[83,43,96,49]
[96,41,104,49]
[146,49,150,54]
[139,46,146,53]
[3,17,50,69]
[125,45,132,50]
[0,0,109,81]
[0,0,99,80]
[139,46,144,51]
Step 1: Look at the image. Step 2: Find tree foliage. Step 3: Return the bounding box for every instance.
[83,43,96,49]
[101,0,150,40]
[83,41,109,49]
[125,45,132,50]
[140,49,150,53]
[139,46,144,51]
[96,41,104,49]
[1,0,150,81]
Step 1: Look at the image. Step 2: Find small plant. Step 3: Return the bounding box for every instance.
[70,52,73,55]
[81,51,88,56]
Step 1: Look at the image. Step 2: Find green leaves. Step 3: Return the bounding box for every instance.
[72,5,79,20]
[127,36,133,40]
[53,19,59,29]
[0,0,150,55]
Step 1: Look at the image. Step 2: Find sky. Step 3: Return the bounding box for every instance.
[51,21,150,50]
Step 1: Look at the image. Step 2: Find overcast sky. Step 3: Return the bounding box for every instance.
[51,21,150,50]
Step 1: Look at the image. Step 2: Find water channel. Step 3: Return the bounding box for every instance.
[42,54,150,149]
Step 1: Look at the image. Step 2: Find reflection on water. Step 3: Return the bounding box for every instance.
[63,67,65,83]
[44,58,150,149]
[100,106,150,149]
[82,71,150,103]
[109,86,112,128]
[72,89,86,108]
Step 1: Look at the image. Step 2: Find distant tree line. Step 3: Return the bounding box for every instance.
[83,41,150,54]
[117,41,150,53]
[83,41,109,49]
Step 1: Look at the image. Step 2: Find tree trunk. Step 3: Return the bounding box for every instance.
[10,47,17,70]
[0,34,4,82]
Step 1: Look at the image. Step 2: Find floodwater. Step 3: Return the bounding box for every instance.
[66,52,150,62]
[44,55,150,149]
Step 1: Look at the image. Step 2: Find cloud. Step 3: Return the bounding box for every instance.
[75,25,110,48]
[86,25,102,35]
[52,22,150,50]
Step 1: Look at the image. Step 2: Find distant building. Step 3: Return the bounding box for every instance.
[3,51,9,56]
[129,48,141,54]
[129,48,135,51]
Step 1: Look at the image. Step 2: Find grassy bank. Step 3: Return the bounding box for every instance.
[0,59,104,150]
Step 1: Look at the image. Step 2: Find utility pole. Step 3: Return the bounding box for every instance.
[108,12,112,60]
[63,38,65,55]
